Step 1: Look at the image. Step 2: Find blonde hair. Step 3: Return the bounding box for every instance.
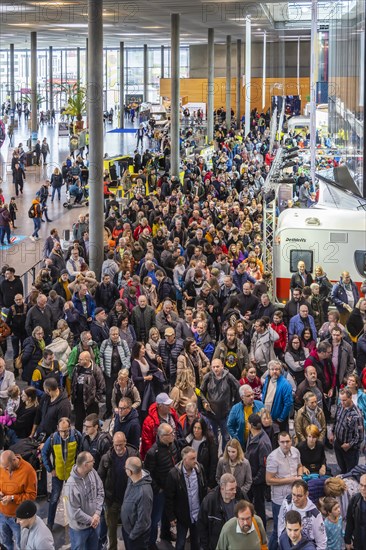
[324,477,347,497]
[222,438,244,464]
[259,408,273,425]
[305,424,320,438]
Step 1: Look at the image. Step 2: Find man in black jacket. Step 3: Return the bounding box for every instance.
[98,431,139,550]
[345,473,366,550]
[144,423,182,548]
[6,294,27,365]
[0,267,24,309]
[283,288,313,325]
[90,308,110,346]
[197,473,243,550]
[31,378,71,439]
[246,413,272,528]
[95,274,120,313]
[165,447,207,550]
[25,294,55,344]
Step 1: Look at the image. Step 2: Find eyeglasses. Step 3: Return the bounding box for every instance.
[163,430,175,436]
[118,406,129,411]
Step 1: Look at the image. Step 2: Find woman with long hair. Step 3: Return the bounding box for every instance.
[216,438,252,497]
[186,417,218,489]
[170,367,197,416]
[284,335,309,386]
[130,341,163,414]
[177,337,210,389]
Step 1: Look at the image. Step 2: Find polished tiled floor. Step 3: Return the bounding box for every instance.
[0,113,139,285]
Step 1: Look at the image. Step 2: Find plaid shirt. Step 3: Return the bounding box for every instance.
[333,403,364,448]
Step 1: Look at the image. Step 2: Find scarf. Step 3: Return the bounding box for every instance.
[305,406,321,430]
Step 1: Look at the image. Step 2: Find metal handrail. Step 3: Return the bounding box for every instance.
[20,259,44,297]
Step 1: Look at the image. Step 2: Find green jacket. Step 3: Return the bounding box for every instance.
[66,343,100,377]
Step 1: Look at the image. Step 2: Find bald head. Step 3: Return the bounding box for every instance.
[126,456,142,475]
[0,450,19,472]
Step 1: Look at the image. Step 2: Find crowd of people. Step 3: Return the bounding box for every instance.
[0,115,366,550]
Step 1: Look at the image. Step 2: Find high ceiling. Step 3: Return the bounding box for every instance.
[0,1,357,49]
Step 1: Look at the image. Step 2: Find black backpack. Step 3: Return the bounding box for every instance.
[28,205,36,218]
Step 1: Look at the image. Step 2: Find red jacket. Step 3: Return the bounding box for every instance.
[304,349,336,392]
[140,402,181,459]
[271,322,288,352]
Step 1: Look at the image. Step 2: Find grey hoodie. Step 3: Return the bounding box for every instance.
[64,465,105,530]
[121,469,153,540]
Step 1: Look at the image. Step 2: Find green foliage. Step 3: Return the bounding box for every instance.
[63,85,86,120]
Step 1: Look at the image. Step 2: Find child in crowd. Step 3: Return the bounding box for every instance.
[322,496,344,550]
[0,384,21,426]
[0,187,5,206]
[239,365,262,401]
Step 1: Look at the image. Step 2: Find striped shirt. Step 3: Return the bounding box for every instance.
[333,403,364,448]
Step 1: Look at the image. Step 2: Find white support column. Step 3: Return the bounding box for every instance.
[262,31,266,111]
[245,15,251,137]
[297,37,301,96]
[310,0,318,184]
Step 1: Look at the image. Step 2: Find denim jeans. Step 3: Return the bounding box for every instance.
[51,187,61,200]
[32,217,41,237]
[176,521,199,550]
[149,490,170,544]
[48,476,64,527]
[0,513,21,550]
[69,525,101,550]
[268,502,282,550]
[209,415,230,452]
[0,226,11,245]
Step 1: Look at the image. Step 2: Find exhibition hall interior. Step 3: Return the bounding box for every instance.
[0,1,365,550]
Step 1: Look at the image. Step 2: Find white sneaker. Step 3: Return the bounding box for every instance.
[29,236,35,242]
[35,236,41,241]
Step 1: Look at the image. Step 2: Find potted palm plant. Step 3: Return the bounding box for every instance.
[63,85,86,132]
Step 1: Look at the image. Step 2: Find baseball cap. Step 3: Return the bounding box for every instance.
[164,327,175,337]
[156,393,173,406]
[94,307,105,315]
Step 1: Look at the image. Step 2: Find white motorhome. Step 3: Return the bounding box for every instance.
[273,207,366,301]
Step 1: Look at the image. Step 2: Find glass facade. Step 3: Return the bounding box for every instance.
[0,46,189,110]
[328,0,365,193]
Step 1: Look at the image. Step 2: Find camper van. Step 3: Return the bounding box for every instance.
[273,207,366,302]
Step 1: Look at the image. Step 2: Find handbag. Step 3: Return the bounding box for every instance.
[252,517,268,550]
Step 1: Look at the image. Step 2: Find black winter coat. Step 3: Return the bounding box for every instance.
[21,336,43,383]
[165,461,207,527]
[25,305,54,342]
[98,445,139,505]
[34,388,71,437]
[186,435,218,488]
[197,486,244,550]
[144,439,181,493]
[112,408,141,449]
[95,282,120,312]
[245,429,272,485]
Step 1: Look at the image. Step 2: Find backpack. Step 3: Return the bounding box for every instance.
[28,205,36,218]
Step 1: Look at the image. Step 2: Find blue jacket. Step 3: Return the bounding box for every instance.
[279,532,316,550]
[72,292,96,320]
[227,399,264,447]
[331,278,360,312]
[288,313,317,340]
[262,374,293,423]
[233,269,255,291]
